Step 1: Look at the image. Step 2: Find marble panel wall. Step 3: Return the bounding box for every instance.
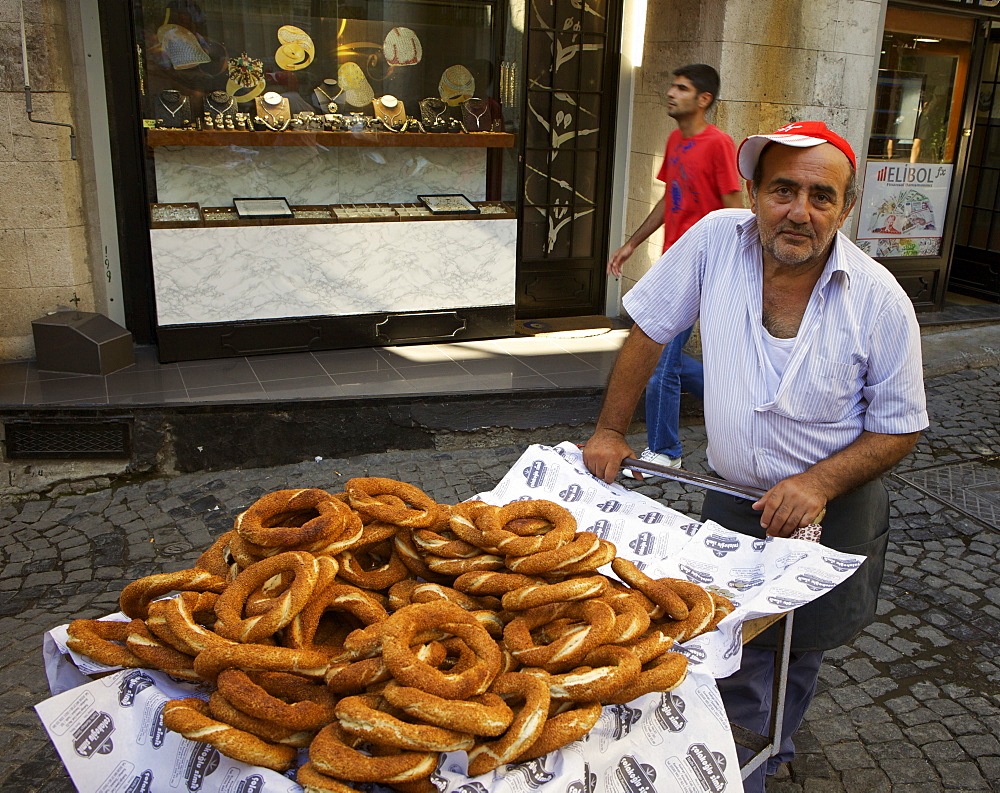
[151,218,516,326]
[154,146,489,207]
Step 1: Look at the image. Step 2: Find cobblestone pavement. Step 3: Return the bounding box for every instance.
[1,366,997,792]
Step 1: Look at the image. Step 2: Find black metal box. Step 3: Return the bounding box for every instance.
[31,311,135,375]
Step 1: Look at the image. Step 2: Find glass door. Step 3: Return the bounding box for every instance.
[856,6,975,309]
[951,22,1000,302]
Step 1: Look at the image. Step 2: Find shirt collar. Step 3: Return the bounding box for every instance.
[736,214,853,289]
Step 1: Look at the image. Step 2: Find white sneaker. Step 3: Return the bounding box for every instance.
[622,448,682,480]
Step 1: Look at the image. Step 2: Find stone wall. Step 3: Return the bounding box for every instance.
[616,0,885,296]
[0,0,95,361]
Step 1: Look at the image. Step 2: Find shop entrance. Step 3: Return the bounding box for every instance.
[952,21,1000,303]
[514,0,622,318]
[857,6,976,311]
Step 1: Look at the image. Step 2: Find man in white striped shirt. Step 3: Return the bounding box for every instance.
[584,122,928,791]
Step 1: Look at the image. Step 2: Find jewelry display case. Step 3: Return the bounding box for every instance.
[131,0,519,361]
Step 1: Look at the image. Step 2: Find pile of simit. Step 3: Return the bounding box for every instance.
[65,478,734,792]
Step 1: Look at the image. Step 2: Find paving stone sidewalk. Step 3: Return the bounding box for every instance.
[1,366,998,792]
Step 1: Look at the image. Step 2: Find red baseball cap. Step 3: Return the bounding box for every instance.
[737,121,856,180]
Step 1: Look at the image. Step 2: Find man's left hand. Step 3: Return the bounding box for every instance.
[751,472,829,538]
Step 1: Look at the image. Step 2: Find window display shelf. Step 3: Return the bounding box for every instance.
[146,129,514,149]
[149,201,515,228]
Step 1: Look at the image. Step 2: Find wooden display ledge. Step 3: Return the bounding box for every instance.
[741,612,787,643]
[146,129,515,148]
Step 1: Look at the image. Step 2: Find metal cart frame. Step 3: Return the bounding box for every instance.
[620,457,804,781]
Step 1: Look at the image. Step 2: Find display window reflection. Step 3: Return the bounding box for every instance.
[868,8,973,165]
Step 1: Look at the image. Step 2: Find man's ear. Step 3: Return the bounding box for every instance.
[837,198,857,228]
[747,181,758,212]
[698,92,713,110]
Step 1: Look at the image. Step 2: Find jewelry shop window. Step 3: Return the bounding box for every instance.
[132,0,520,360]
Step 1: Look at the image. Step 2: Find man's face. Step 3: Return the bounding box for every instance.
[667,76,709,119]
[749,143,854,270]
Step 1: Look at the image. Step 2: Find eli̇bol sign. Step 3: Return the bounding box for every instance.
[921,0,1000,16]
[855,162,954,258]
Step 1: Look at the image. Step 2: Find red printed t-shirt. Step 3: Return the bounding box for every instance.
[657,124,741,252]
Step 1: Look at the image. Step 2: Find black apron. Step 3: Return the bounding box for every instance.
[701,478,889,652]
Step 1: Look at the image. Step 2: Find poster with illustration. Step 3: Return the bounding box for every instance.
[856,162,952,257]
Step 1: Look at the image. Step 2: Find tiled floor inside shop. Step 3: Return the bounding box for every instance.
[0,329,630,407]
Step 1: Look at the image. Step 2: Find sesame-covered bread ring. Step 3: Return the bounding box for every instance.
[336,543,409,591]
[214,551,320,642]
[147,591,232,657]
[124,619,198,679]
[193,643,330,683]
[480,500,577,556]
[309,723,439,783]
[208,691,314,747]
[514,701,603,762]
[506,532,601,575]
[658,577,715,640]
[285,583,387,655]
[611,558,689,620]
[424,553,505,575]
[604,650,688,704]
[162,697,297,772]
[527,644,642,702]
[324,656,392,693]
[325,639,447,693]
[345,478,439,528]
[410,583,500,612]
[393,530,452,584]
[66,619,145,668]
[381,601,501,699]
[551,538,617,574]
[245,554,338,619]
[453,571,545,595]
[624,627,677,664]
[600,590,652,644]
[501,575,609,611]
[304,512,366,556]
[216,669,338,731]
[195,531,237,578]
[411,528,482,559]
[297,761,366,793]
[388,579,420,610]
[119,568,227,620]
[503,600,615,672]
[466,672,551,777]
[235,488,344,548]
[336,693,475,752]
[388,778,438,793]
[448,502,502,552]
[381,680,514,737]
[702,591,736,634]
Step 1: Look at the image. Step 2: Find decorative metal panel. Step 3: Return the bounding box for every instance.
[517,0,620,317]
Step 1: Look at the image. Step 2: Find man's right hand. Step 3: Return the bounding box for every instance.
[583,428,635,483]
[607,242,635,277]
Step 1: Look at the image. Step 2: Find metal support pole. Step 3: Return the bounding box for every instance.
[735,610,795,780]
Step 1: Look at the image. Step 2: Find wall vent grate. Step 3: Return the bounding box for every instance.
[4,419,131,459]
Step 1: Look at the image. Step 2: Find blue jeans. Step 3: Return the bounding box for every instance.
[645,326,704,459]
[717,647,825,793]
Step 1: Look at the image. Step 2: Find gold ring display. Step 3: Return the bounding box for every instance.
[226,78,266,102]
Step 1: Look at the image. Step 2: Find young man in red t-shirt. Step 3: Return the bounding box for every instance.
[608,64,743,476]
